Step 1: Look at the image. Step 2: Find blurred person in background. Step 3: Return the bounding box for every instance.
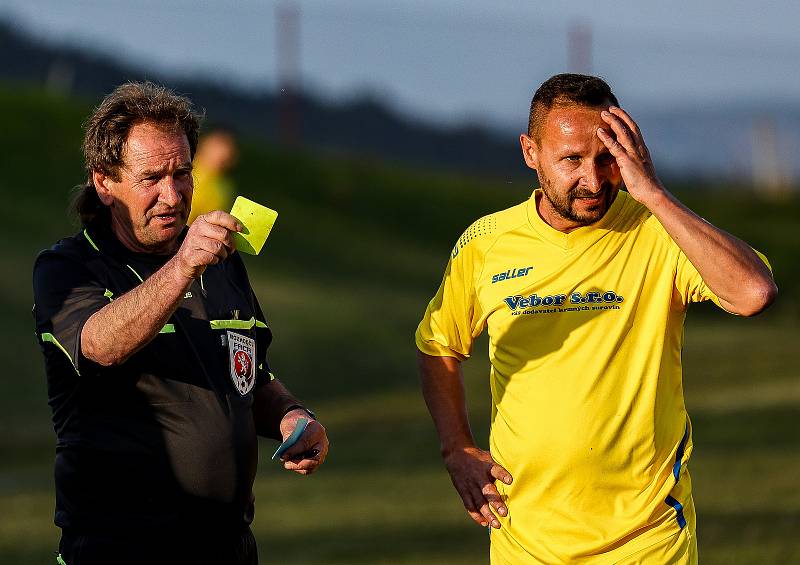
[188,127,238,224]
[416,74,777,564]
[32,81,328,565]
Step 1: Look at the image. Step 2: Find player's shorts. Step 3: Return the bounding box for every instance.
[56,526,258,565]
[491,526,697,565]
[491,494,698,564]
[615,525,697,565]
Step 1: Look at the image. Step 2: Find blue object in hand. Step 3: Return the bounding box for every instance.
[272,418,308,460]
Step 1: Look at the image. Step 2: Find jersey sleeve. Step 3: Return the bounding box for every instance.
[674,245,773,310]
[252,293,274,389]
[33,251,109,376]
[674,250,720,307]
[415,239,484,360]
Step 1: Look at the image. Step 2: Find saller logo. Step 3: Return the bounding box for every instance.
[492,266,533,284]
[227,331,256,395]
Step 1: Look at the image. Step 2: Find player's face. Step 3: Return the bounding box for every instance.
[100,122,193,253]
[520,105,622,232]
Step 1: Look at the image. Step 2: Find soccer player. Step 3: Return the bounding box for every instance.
[188,128,238,224]
[415,74,776,563]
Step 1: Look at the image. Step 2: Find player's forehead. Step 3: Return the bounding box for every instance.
[122,121,191,171]
[539,103,610,151]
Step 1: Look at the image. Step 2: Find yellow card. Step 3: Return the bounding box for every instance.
[229,196,278,255]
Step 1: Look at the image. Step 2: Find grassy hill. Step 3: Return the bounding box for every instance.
[0,83,798,564]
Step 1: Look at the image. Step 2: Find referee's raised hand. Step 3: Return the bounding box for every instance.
[175,210,242,280]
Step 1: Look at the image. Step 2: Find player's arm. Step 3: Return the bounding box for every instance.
[81,212,241,366]
[418,350,512,529]
[252,379,329,475]
[597,107,777,316]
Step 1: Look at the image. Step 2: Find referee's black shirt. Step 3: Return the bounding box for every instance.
[33,223,274,537]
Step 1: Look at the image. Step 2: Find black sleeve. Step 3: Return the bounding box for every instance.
[252,292,275,389]
[33,250,109,376]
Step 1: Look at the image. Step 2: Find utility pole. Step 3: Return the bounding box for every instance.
[45,58,75,95]
[752,117,790,197]
[568,20,592,75]
[276,1,302,147]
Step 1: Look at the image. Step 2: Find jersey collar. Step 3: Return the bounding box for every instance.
[525,188,627,250]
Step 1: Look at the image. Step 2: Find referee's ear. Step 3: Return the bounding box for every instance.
[93,169,116,206]
[519,133,540,172]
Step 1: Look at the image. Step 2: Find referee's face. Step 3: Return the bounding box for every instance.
[94,122,194,254]
[520,104,622,233]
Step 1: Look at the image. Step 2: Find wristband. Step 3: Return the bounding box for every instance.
[284,404,316,420]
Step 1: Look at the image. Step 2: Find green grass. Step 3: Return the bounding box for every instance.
[1,81,798,563]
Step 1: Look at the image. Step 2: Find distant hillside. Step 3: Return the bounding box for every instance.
[0,18,526,179]
[4,17,800,184]
[641,103,800,183]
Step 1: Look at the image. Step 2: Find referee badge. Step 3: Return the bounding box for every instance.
[227,331,256,396]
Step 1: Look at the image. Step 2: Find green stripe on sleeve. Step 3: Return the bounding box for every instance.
[209,317,268,330]
[159,324,175,334]
[40,333,80,375]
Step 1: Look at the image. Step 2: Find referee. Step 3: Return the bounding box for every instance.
[33,82,328,564]
[416,74,776,563]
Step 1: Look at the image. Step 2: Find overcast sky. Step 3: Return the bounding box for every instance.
[3,0,800,130]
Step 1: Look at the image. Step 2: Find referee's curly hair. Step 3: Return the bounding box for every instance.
[72,81,203,227]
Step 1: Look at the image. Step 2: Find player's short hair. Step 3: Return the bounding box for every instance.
[73,81,203,226]
[527,74,619,141]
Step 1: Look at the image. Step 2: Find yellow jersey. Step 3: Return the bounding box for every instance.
[416,189,753,563]
[188,163,235,225]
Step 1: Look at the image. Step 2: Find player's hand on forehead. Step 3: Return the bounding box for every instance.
[597,106,664,205]
[598,107,647,156]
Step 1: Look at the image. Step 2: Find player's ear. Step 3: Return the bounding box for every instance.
[519,134,540,171]
[92,169,115,206]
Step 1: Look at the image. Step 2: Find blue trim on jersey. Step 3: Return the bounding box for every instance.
[673,421,689,481]
[665,495,687,529]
